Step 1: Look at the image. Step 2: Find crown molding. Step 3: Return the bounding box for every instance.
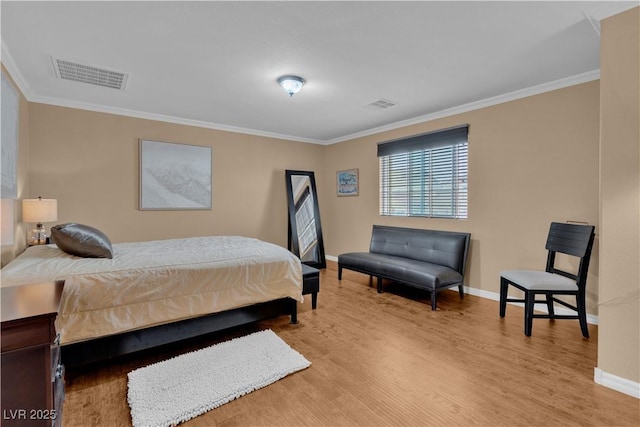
[1,40,323,145]
[586,1,639,21]
[2,35,600,146]
[581,1,639,36]
[1,41,34,99]
[326,69,601,145]
[27,94,324,145]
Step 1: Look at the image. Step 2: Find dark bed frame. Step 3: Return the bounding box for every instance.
[61,298,298,368]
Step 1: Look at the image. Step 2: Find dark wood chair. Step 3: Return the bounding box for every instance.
[499,222,596,337]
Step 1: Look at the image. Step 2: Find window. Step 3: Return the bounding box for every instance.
[378,125,468,219]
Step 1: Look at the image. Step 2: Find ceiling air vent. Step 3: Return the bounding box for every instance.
[365,98,397,110]
[51,57,128,91]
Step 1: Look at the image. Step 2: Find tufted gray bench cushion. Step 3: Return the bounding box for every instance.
[338,225,471,310]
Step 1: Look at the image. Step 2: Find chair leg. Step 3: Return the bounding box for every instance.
[431,290,437,311]
[524,291,535,336]
[376,277,383,293]
[458,284,464,299]
[338,265,343,280]
[577,294,589,339]
[545,293,555,319]
[499,277,509,317]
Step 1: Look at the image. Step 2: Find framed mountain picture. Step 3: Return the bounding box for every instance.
[139,139,212,210]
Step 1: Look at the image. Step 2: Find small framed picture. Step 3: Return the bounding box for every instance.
[337,168,359,197]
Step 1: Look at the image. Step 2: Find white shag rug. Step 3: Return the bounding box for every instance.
[127,329,311,427]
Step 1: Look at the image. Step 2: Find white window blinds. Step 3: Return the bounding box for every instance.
[378,125,468,219]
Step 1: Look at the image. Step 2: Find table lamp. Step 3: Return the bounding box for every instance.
[22,197,58,245]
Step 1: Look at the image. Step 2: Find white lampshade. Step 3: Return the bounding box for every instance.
[22,198,58,223]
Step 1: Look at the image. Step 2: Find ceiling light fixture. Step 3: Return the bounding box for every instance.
[277,75,305,97]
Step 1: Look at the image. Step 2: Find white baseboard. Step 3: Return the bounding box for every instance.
[328,255,640,398]
[327,255,598,323]
[462,286,599,325]
[594,368,640,399]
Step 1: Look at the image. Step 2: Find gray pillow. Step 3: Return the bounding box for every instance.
[51,223,113,259]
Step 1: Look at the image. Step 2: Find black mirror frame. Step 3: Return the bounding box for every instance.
[285,169,326,269]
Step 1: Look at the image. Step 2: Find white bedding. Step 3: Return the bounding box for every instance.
[1,236,303,344]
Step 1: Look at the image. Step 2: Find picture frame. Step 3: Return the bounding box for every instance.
[336,168,359,197]
[139,139,212,210]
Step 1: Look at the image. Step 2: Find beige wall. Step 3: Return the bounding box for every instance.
[323,82,601,314]
[4,8,638,390]
[27,104,324,249]
[24,82,602,318]
[0,65,30,267]
[598,7,640,383]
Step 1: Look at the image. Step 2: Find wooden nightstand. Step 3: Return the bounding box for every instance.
[27,237,50,247]
[1,281,65,427]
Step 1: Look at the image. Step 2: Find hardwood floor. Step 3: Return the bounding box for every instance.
[62,261,639,427]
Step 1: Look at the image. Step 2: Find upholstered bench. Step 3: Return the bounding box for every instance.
[302,264,320,309]
[338,225,470,310]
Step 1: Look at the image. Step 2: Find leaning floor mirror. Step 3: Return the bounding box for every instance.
[285,170,326,269]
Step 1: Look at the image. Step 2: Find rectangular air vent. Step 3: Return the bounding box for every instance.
[51,57,128,90]
[365,98,397,109]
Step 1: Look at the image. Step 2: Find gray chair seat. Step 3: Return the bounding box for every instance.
[500,270,578,291]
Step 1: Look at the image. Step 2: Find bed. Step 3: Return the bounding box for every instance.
[1,234,303,366]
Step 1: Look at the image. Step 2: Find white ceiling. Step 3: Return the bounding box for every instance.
[1,1,637,144]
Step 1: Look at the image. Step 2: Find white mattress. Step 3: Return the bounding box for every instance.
[1,236,303,344]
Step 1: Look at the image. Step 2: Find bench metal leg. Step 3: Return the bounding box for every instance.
[311,292,317,310]
[338,265,343,280]
[377,277,383,293]
[458,284,464,299]
[431,290,437,311]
